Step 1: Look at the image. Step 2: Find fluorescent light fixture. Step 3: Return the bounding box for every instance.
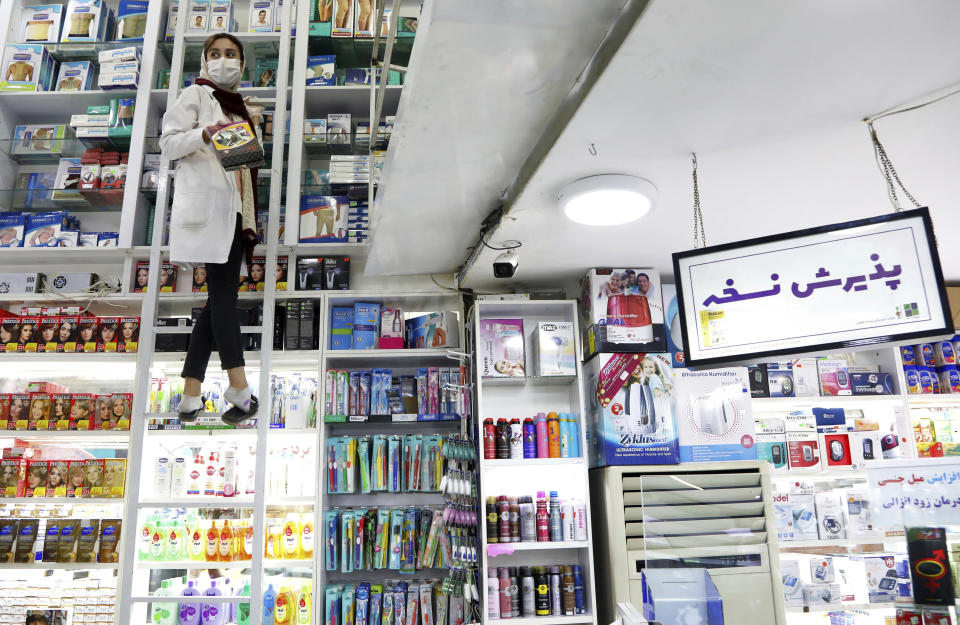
[558,175,656,226]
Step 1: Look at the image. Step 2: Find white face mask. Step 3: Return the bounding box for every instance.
[206,58,242,87]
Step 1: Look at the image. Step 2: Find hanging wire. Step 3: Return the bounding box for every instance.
[866,121,922,213]
[691,153,707,248]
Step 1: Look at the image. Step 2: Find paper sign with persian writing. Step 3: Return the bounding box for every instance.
[868,462,960,526]
[672,208,952,366]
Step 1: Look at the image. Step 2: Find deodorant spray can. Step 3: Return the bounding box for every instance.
[509,419,523,459]
[522,419,536,458]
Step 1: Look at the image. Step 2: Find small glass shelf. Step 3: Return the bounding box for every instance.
[307,35,414,68]
[32,40,144,62]
[0,187,128,211]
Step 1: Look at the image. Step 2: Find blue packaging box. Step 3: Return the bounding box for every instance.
[851,372,894,395]
[766,362,795,397]
[117,0,148,40]
[25,211,66,247]
[330,306,353,350]
[306,55,335,86]
[1,44,57,91]
[0,213,26,247]
[352,302,380,350]
[812,407,846,428]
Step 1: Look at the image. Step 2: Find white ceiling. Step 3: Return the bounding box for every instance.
[367,0,960,290]
[462,0,960,289]
[364,0,630,276]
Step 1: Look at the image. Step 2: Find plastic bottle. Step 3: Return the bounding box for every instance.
[189,520,205,561]
[202,579,226,625]
[219,520,234,562]
[519,496,535,542]
[151,520,166,561]
[281,517,300,559]
[222,446,237,497]
[237,581,251,625]
[187,453,203,495]
[179,580,201,625]
[299,514,314,560]
[535,492,549,542]
[548,491,562,542]
[263,584,277,624]
[166,520,183,561]
[487,568,500,619]
[546,412,561,458]
[519,566,535,617]
[204,452,218,497]
[153,579,177,625]
[139,515,153,561]
[296,582,312,624]
[276,585,295,625]
[205,521,219,562]
[534,413,548,458]
[172,456,187,497]
[242,521,255,560]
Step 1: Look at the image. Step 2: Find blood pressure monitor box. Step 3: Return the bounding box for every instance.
[21,5,64,43]
[814,492,846,540]
[579,268,666,361]
[674,367,756,462]
[583,352,680,467]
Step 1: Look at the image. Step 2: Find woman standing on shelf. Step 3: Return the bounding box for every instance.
[160,32,263,425]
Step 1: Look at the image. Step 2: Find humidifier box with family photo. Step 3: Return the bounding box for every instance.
[579,267,666,360]
[583,352,680,466]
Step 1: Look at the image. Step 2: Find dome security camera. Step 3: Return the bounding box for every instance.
[493,250,519,279]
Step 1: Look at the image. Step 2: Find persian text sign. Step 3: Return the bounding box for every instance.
[868,462,960,526]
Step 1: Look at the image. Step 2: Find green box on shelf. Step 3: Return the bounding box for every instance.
[309,21,331,36]
[324,413,347,423]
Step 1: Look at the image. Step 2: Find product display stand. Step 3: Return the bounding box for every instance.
[473,299,597,625]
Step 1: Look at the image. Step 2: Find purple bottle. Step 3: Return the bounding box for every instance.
[522,419,536,458]
[180,580,201,625]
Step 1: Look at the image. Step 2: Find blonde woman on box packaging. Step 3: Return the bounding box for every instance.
[160,32,264,425]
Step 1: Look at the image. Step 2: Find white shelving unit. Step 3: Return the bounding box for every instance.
[473,299,597,625]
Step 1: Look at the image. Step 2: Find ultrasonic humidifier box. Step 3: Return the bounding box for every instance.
[765,362,795,397]
[21,5,64,43]
[479,318,525,378]
[583,352,680,466]
[818,359,852,396]
[791,358,821,397]
[535,321,576,376]
[579,267,666,360]
[674,367,756,462]
[661,284,687,370]
[61,0,107,41]
[786,432,820,469]
[756,433,788,472]
[814,492,846,540]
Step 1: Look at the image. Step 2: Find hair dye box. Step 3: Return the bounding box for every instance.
[583,352,680,466]
[579,268,666,361]
[1,44,56,91]
[21,4,64,43]
[674,367,757,462]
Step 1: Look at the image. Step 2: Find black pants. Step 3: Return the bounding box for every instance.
[181,221,245,381]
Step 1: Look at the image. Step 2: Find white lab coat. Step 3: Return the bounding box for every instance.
[160,84,241,264]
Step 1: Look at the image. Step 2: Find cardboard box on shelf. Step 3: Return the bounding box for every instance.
[0,44,56,91]
[579,267,666,360]
[674,367,756,462]
[21,4,64,43]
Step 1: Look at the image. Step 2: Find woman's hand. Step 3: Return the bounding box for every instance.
[203,120,232,144]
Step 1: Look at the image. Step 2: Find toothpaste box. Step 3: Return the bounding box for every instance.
[818,359,852,396]
[20,4,64,43]
[55,61,93,91]
[1,44,56,91]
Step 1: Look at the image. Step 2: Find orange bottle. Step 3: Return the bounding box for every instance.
[219,520,234,562]
[243,522,255,560]
[206,520,219,562]
[547,412,561,458]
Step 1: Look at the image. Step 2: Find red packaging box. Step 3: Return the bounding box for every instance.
[57,315,79,352]
[37,316,59,353]
[133,260,150,293]
[69,394,93,430]
[117,317,139,353]
[0,394,10,430]
[52,393,71,430]
[898,609,923,625]
[91,395,111,430]
[66,460,85,497]
[9,393,30,430]
[0,458,26,497]
[922,610,952,625]
[18,315,40,352]
[25,460,47,497]
[820,432,852,468]
[28,392,51,430]
[82,458,104,497]
[76,316,99,352]
[47,460,69,497]
[96,317,119,352]
[786,432,821,469]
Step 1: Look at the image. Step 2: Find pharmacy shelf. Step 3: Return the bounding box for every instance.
[263,559,314,568]
[778,536,905,550]
[488,617,595,625]
[145,426,316,437]
[484,458,585,468]
[304,84,402,115]
[487,541,591,555]
[785,603,902,613]
[482,375,578,387]
[770,470,868,481]
[324,348,461,367]
[265,497,317,506]
[149,350,320,369]
[0,292,140,304]
[1,497,123,505]
[136,559,252,569]
[0,561,118,570]
[137,497,256,509]
[130,596,251,604]
[0,89,138,117]
[751,395,904,409]
[907,395,960,407]
[0,429,130,441]
[0,246,131,263]
[0,352,138,364]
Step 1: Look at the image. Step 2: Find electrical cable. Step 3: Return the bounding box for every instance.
[863,83,960,123]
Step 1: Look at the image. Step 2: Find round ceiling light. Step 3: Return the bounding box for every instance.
[558,174,657,226]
